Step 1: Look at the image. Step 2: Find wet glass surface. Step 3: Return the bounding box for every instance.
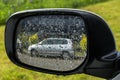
[16,15,87,71]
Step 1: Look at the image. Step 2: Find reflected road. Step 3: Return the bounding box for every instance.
[17,53,85,71]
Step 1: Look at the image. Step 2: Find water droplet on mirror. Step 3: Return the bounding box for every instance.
[16,15,87,71]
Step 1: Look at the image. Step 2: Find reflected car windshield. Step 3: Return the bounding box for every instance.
[41,39,53,44]
[41,39,68,45]
[53,39,68,44]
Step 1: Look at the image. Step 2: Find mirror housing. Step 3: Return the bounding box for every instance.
[5,9,119,79]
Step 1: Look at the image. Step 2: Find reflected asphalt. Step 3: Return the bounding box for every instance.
[17,53,85,71]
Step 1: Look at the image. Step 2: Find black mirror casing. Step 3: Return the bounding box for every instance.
[5,9,118,79]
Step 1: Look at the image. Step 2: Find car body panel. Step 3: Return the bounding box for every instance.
[28,38,74,57]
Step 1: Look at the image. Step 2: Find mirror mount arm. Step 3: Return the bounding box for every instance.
[113,52,120,76]
[102,52,120,79]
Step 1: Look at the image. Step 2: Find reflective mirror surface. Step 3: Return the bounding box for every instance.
[16,15,87,71]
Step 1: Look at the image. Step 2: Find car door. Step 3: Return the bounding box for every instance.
[58,39,68,51]
[36,39,51,55]
[45,39,62,56]
[52,39,64,55]
[41,39,54,55]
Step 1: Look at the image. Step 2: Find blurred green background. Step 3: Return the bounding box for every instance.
[0,0,120,80]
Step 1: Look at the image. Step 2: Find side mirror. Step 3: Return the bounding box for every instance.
[5,9,120,79]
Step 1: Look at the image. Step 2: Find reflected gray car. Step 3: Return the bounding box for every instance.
[28,38,74,58]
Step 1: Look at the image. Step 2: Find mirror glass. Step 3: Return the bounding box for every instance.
[16,15,87,71]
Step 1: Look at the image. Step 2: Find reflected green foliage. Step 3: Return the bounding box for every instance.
[1,0,120,80]
[80,34,87,52]
[29,33,39,44]
[0,0,109,25]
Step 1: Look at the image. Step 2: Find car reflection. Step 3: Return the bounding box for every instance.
[28,38,75,59]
